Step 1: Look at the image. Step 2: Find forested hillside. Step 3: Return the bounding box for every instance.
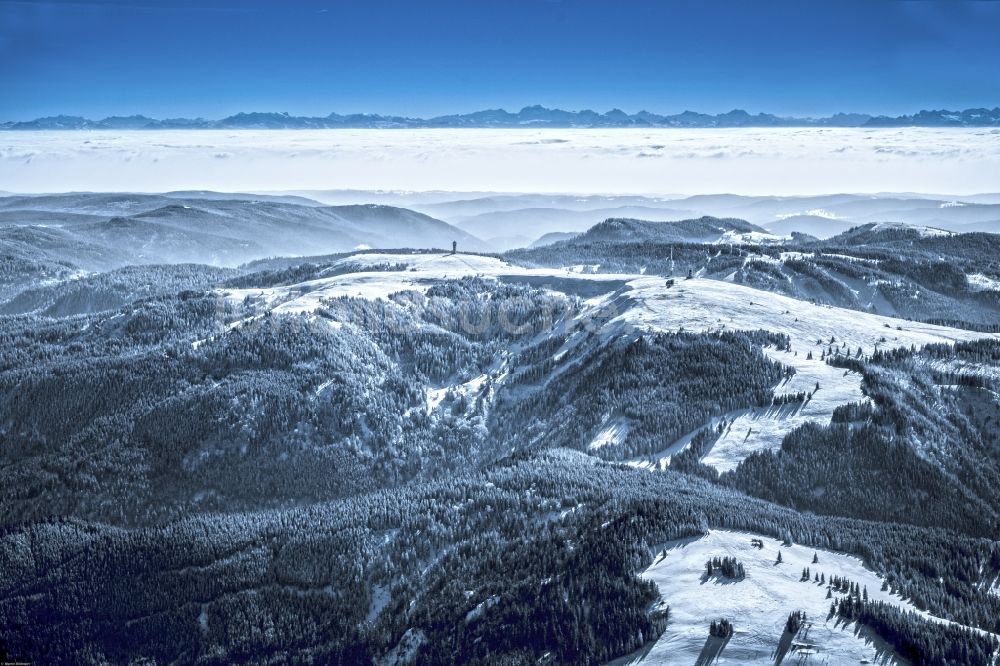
[1,207,998,664]
[507,223,1000,331]
[0,193,487,299]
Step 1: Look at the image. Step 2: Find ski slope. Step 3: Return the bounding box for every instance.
[614,276,989,470]
[701,351,864,473]
[627,530,974,665]
[216,252,991,470]
[624,351,865,474]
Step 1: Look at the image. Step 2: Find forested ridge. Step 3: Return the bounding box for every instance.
[506,228,1000,330]
[3,450,999,664]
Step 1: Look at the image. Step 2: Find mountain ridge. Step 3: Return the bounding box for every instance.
[4,105,1000,129]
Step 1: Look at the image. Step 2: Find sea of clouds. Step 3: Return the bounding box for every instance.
[2,127,999,195]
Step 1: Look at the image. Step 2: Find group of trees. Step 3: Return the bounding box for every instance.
[489,329,789,461]
[825,575,866,599]
[709,618,734,639]
[724,421,998,537]
[668,423,723,480]
[835,597,998,666]
[4,446,999,664]
[0,274,587,527]
[771,391,808,406]
[0,263,234,317]
[784,611,806,635]
[705,556,745,580]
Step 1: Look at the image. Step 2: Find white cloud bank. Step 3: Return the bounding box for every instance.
[2,127,999,195]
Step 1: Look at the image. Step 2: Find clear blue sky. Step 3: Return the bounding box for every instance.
[2,0,998,120]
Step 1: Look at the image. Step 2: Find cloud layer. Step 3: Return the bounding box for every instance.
[2,128,998,195]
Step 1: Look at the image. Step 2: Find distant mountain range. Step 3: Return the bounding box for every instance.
[3,106,999,129]
[0,192,489,300]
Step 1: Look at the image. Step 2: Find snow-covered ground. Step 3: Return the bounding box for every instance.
[925,357,1000,389]
[716,229,788,245]
[425,373,490,415]
[221,253,519,312]
[614,275,988,469]
[618,275,981,353]
[870,222,952,237]
[967,273,1000,292]
[700,351,865,473]
[220,252,629,314]
[623,348,867,473]
[777,250,880,266]
[588,417,632,451]
[627,530,970,665]
[215,252,992,470]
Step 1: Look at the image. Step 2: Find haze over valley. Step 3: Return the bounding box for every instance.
[3,127,1000,195]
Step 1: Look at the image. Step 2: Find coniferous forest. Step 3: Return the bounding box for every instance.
[0,194,999,666]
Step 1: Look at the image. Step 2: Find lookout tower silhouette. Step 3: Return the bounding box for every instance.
[452,240,457,255]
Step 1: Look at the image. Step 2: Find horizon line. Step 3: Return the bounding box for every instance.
[4,104,1000,127]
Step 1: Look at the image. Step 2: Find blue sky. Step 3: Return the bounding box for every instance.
[1,0,998,120]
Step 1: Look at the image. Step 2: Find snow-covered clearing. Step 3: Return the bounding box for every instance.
[701,351,865,473]
[425,373,489,415]
[967,273,1000,292]
[871,222,952,237]
[625,352,865,472]
[627,530,979,665]
[618,275,981,353]
[777,250,880,266]
[588,417,631,451]
[926,357,1000,384]
[220,252,626,315]
[564,264,602,274]
[716,229,787,245]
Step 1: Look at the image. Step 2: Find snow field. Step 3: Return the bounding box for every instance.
[617,276,991,468]
[631,530,968,665]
